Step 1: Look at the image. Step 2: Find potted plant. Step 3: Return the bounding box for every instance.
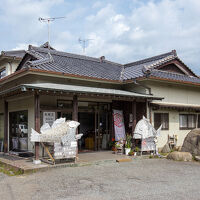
[134,147,140,156]
[128,149,134,156]
[108,138,116,151]
[125,134,132,155]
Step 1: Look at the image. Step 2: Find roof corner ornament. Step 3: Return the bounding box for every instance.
[142,65,152,74]
[99,56,105,63]
[172,49,177,56]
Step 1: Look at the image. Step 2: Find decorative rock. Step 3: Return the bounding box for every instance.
[167,151,192,162]
[33,159,42,165]
[181,129,200,156]
[161,143,171,153]
[194,156,200,162]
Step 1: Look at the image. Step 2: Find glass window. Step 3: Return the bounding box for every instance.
[9,110,28,151]
[179,114,196,129]
[154,113,169,130]
[179,115,187,128]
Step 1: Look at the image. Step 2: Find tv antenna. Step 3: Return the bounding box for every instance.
[78,38,93,55]
[39,17,65,47]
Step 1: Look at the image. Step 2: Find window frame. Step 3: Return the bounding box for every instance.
[179,114,197,130]
[154,113,169,130]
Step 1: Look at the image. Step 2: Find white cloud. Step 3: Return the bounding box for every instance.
[1,0,200,74]
[83,1,200,73]
[0,0,64,44]
[13,43,30,50]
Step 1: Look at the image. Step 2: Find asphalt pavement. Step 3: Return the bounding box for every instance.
[0,158,200,200]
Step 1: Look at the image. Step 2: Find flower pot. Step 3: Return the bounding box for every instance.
[112,147,117,152]
[125,148,131,155]
[134,152,137,156]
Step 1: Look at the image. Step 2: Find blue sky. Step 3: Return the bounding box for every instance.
[0,0,200,74]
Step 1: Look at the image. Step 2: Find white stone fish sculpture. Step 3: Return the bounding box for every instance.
[31,118,82,143]
[134,116,162,139]
[134,116,162,154]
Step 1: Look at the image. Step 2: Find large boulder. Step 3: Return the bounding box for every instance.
[167,151,192,161]
[181,129,200,156]
[161,143,171,153]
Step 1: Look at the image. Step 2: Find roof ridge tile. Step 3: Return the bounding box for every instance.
[30,46,123,67]
[125,50,175,68]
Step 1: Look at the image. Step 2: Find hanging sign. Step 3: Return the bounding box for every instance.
[43,112,56,126]
[113,109,126,141]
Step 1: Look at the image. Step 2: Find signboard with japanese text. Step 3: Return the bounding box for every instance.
[43,112,56,126]
[113,109,126,141]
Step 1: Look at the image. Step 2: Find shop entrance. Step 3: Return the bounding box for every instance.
[47,100,111,152]
[9,110,28,151]
[78,102,111,152]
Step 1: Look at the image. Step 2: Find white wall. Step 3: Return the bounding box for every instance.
[148,81,200,105]
[0,61,19,76]
[146,80,200,148]
[152,110,196,148]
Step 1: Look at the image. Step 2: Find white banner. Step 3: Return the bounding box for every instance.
[113,110,126,141]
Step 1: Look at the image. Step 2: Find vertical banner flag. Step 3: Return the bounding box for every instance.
[113,110,126,141]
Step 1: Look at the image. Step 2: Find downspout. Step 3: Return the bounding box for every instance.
[8,62,12,75]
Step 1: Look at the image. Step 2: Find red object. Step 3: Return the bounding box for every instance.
[113,113,123,128]
[112,138,115,142]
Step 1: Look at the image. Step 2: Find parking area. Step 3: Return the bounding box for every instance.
[0,158,200,200]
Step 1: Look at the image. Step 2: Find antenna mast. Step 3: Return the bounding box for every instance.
[39,17,65,47]
[78,38,93,55]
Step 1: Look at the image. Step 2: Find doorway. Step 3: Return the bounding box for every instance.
[78,102,111,152]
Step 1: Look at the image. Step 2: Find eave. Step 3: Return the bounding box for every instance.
[136,76,200,87]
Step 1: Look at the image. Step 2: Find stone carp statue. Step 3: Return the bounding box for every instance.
[31,118,82,143]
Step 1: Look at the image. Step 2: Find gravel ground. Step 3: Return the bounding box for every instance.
[0,159,200,200]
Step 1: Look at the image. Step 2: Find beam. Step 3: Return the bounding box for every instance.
[34,93,40,160]
[4,100,8,153]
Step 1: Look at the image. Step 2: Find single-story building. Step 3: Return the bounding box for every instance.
[0,42,199,158]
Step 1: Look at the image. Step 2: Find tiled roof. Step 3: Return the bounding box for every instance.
[17,45,200,85]
[1,50,26,59]
[149,70,200,84]
[23,46,123,81]
[123,50,200,84]
[123,51,177,80]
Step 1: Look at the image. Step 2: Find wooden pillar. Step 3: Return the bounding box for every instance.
[72,95,78,157]
[4,100,8,153]
[145,99,148,118]
[72,95,78,122]
[111,102,114,139]
[132,100,136,135]
[149,102,152,123]
[94,110,97,151]
[34,93,40,160]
